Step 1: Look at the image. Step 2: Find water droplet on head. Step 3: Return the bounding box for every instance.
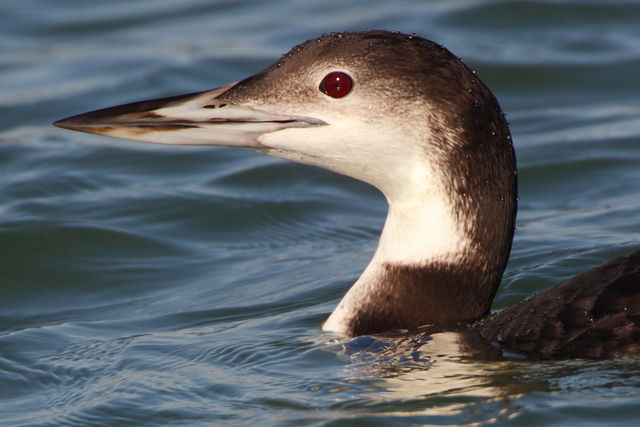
[276,62,283,68]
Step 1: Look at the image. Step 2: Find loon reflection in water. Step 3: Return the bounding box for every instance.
[55,31,640,359]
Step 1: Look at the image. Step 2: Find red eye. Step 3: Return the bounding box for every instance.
[319,72,353,98]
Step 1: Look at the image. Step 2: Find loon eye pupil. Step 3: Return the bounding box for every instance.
[320,72,353,98]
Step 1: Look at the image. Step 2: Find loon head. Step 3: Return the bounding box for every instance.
[55,31,517,336]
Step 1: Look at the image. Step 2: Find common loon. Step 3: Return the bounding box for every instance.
[55,31,640,359]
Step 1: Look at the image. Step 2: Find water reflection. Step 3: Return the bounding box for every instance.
[332,328,552,422]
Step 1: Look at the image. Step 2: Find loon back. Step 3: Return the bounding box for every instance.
[476,250,640,359]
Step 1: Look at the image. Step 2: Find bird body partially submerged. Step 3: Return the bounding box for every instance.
[55,31,639,359]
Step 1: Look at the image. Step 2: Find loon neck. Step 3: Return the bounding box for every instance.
[377,196,469,265]
[324,195,512,336]
[324,195,473,335]
[324,133,517,337]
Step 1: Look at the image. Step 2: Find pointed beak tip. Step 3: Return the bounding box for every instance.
[53,119,67,129]
[53,115,82,130]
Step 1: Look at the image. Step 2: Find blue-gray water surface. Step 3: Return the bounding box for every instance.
[2,1,640,425]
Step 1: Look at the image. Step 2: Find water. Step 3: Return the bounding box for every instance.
[2,0,640,425]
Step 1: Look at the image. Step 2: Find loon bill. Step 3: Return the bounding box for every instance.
[55,31,640,359]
